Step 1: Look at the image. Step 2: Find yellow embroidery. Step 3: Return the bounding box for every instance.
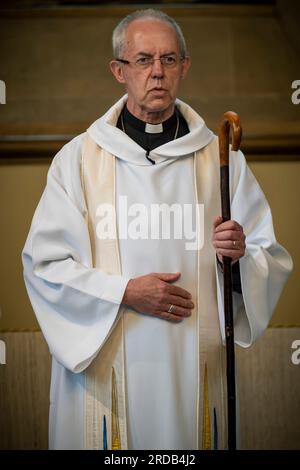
[202,363,211,450]
[111,367,121,449]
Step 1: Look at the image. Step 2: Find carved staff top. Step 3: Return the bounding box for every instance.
[219,111,242,167]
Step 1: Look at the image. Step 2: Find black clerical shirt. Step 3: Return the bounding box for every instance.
[117,105,189,163]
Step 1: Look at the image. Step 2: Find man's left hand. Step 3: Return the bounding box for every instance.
[212,216,246,264]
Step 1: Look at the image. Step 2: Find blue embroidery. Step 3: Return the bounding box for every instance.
[103,415,107,450]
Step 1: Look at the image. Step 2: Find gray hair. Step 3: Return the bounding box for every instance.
[112,9,187,59]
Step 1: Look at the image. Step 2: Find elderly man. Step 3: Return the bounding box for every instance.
[22,9,292,450]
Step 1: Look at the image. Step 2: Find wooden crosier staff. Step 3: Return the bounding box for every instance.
[218,111,242,450]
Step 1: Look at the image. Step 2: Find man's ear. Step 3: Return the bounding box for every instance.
[110,60,126,84]
[181,56,191,80]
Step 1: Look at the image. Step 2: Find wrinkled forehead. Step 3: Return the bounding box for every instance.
[123,19,180,57]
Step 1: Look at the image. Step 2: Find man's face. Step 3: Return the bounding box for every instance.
[110,19,191,120]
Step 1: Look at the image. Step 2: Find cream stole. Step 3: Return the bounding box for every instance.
[81,134,227,450]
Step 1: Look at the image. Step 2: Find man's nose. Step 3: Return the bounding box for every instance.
[151,59,164,78]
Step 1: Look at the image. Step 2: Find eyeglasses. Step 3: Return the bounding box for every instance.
[115,55,185,69]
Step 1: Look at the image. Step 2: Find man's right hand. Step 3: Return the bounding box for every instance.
[121,272,194,323]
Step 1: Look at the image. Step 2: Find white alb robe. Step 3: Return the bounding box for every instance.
[22,95,293,449]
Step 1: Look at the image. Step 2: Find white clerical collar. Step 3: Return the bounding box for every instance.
[145,122,163,134]
[122,105,178,135]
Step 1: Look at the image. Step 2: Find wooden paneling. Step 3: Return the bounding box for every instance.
[0,332,51,450]
[0,329,299,449]
[237,328,300,449]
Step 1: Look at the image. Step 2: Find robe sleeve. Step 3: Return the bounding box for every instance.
[216,150,293,347]
[22,137,130,373]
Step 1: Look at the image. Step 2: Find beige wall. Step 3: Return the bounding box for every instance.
[0,158,298,330]
[0,161,49,330]
[249,161,299,326]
